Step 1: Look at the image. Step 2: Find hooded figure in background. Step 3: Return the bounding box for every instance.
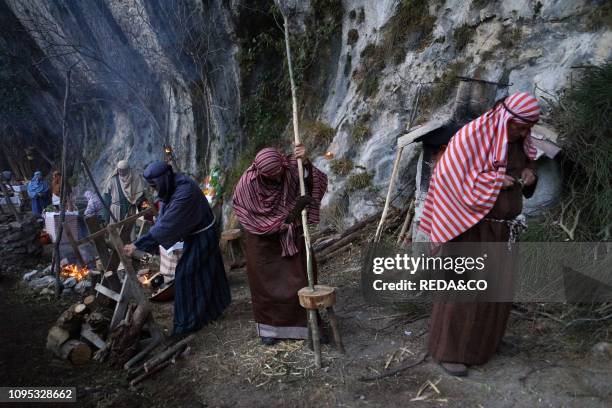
[27,170,51,216]
[1,171,14,196]
[51,171,62,207]
[83,190,104,220]
[123,161,231,335]
[105,160,147,221]
[233,144,327,345]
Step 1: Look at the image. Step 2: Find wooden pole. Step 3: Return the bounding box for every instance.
[374,147,403,243]
[53,64,76,296]
[374,86,421,243]
[283,14,321,368]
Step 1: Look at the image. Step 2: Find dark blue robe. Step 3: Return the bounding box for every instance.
[135,173,231,335]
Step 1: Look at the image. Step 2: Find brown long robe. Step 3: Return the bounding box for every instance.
[245,227,317,338]
[428,141,537,365]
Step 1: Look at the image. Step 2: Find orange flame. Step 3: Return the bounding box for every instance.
[324,151,335,160]
[141,200,150,209]
[60,264,90,282]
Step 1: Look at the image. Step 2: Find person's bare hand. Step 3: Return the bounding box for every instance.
[123,243,136,257]
[294,143,307,161]
[501,175,515,189]
[521,168,537,186]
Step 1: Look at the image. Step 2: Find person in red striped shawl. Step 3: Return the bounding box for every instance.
[233,144,328,345]
[420,92,540,376]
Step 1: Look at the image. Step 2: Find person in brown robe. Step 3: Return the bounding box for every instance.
[428,140,537,375]
[233,144,328,346]
[420,92,541,376]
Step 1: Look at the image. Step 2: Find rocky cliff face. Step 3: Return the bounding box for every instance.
[2,0,610,225]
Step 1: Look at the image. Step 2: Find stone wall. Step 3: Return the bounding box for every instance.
[0,213,42,271]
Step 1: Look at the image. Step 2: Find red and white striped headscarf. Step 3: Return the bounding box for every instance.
[233,148,328,256]
[419,92,540,243]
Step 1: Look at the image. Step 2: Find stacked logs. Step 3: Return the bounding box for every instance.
[46,299,108,365]
[45,271,195,387]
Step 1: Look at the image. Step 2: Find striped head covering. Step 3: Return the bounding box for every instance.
[233,148,328,257]
[419,92,540,243]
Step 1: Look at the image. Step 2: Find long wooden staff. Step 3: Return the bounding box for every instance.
[283,14,321,367]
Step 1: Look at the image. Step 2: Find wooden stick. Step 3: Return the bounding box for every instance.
[374,147,404,243]
[283,13,321,370]
[397,198,415,244]
[124,335,163,370]
[143,334,195,373]
[359,352,427,381]
[326,307,345,354]
[130,359,171,387]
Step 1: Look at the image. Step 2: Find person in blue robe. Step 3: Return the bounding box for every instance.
[27,170,51,216]
[123,161,231,335]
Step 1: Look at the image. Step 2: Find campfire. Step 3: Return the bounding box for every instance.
[60,264,90,282]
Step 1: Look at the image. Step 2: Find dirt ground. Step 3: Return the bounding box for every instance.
[1,245,611,408]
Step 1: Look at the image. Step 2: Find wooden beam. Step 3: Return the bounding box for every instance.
[94,283,121,302]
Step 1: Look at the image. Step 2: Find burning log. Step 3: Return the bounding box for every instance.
[60,263,90,282]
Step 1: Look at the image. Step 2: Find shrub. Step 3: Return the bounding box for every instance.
[419,61,465,112]
[346,171,374,192]
[453,24,476,51]
[381,0,436,62]
[330,158,354,176]
[550,63,612,240]
[302,121,335,154]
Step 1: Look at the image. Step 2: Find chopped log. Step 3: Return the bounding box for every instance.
[81,324,107,350]
[56,304,85,336]
[83,294,96,307]
[46,326,70,353]
[74,303,87,314]
[143,334,195,373]
[59,340,92,365]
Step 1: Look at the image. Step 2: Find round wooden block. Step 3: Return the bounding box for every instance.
[298,285,336,309]
[221,228,242,241]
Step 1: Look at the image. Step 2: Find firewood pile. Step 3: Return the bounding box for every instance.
[45,278,194,387]
[311,208,406,263]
